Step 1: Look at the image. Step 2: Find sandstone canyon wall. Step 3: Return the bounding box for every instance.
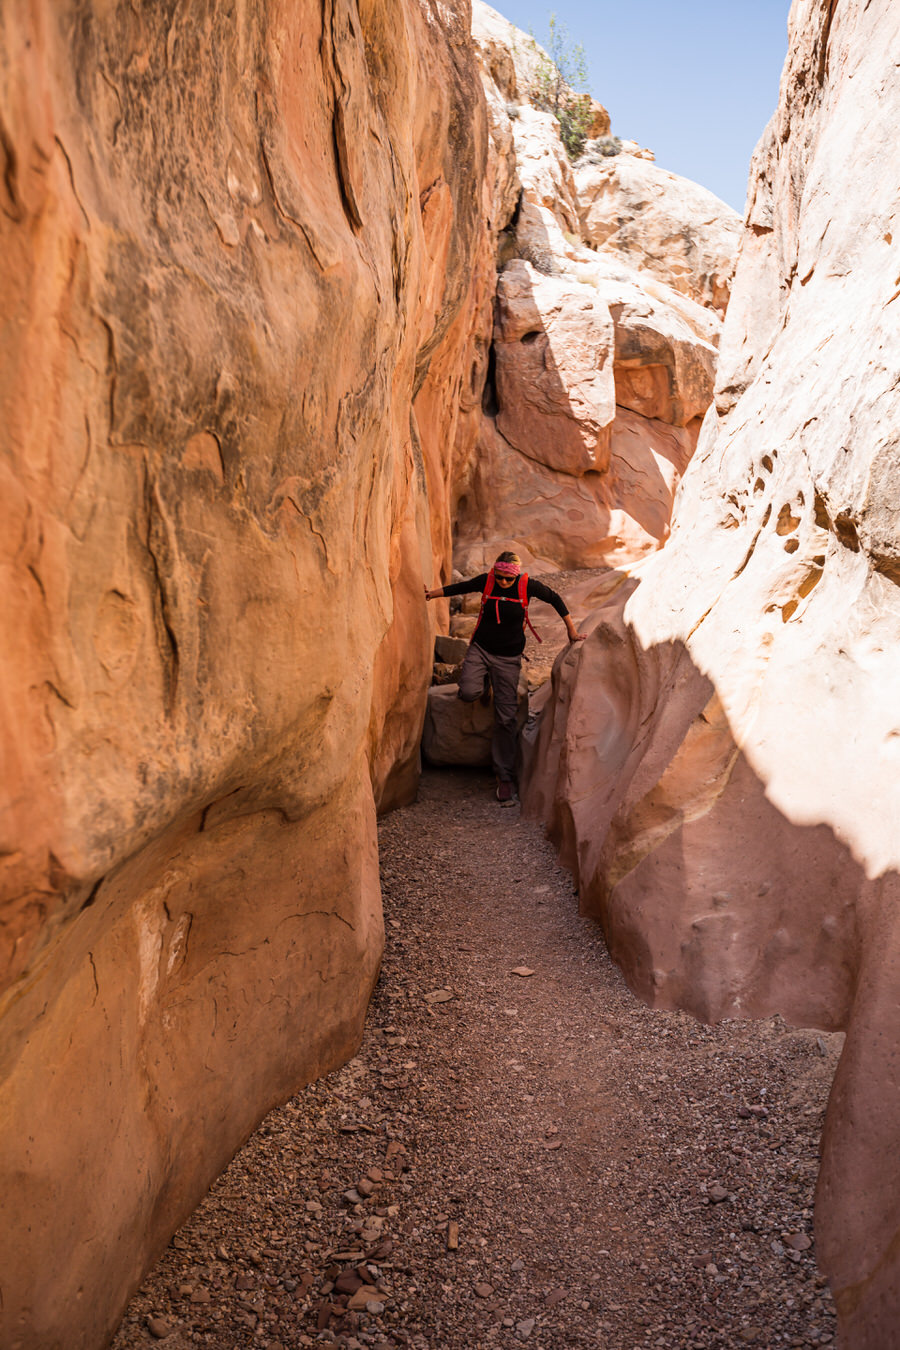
[0,2,488,1345]
[525,1,900,1344]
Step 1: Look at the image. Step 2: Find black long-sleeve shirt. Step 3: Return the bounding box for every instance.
[441,573,569,657]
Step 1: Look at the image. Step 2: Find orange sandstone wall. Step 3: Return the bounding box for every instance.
[0,1,485,1345]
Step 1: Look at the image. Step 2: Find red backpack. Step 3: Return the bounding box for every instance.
[475,568,542,643]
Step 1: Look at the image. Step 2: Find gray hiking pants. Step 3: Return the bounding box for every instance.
[458,642,521,783]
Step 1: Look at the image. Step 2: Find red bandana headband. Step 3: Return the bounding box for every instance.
[494,560,521,577]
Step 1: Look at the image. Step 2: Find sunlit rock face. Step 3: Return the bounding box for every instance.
[525,0,900,1342]
[0,1,486,1344]
[576,154,742,316]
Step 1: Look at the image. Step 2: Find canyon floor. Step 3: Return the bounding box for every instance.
[113,768,841,1350]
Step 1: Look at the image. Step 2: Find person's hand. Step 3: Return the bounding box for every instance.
[568,630,586,643]
[424,585,441,602]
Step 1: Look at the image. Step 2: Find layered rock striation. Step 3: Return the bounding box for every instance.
[525,1,900,1343]
[0,2,488,1344]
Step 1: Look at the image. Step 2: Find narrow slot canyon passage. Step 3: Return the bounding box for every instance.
[114,771,841,1350]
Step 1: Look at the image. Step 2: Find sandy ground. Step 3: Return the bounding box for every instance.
[113,768,841,1350]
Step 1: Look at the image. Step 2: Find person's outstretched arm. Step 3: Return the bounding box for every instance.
[527,578,586,643]
[424,574,487,602]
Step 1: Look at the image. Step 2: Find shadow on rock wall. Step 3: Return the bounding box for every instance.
[523,614,900,1350]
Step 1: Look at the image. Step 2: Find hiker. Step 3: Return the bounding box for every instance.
[424,551,585,803]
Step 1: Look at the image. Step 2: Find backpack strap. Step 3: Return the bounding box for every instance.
[474,567,497,639]
[519,573,542,644]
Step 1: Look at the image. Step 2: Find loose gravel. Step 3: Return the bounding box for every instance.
[113,767,841,1350]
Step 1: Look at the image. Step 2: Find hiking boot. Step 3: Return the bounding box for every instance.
[496,779,516,806]
[480,674,492,706]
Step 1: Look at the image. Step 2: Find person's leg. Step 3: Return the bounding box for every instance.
[457,642,489,703]
[488,652,521,783]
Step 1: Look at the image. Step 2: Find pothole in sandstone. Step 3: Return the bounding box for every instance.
[113,768,840,1350]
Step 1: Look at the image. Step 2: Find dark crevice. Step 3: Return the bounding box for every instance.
[833,512,860,553]
[873,557,900,587]
[816,0,839,86]
[80,877,104,912]
[481,340,499,416]
[98,316,118,441]
[88,952,99,1001]
[813,492,860,554]
[814,491,831,531]
[199,787,247,832]
[45,680,75,710]
[145,486,180,716]
[0,114,22,221]
[27,564,47,602]
[332,107,363,232]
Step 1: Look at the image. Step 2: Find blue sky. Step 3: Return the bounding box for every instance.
[493,0,791,214]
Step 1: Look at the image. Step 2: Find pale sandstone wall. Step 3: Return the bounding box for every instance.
[524,1,900,1343]
[0,1,486,1345]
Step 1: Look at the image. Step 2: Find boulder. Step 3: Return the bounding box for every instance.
[435,634,471,664]
[493,260,615,475]
[584,98,611,140]
[508,105,581,237]
[422,673,528,767]
[576,153,743,315]
[450,614,480,641]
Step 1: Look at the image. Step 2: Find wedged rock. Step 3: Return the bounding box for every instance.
[576,153,743,315]
[584,98,611,140]
[450,614,480,641]
[435,634,471,664]
[422,675,528,768]
[0,0,487,1344]
[609,290,719,428]
[525,0,900,1342]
